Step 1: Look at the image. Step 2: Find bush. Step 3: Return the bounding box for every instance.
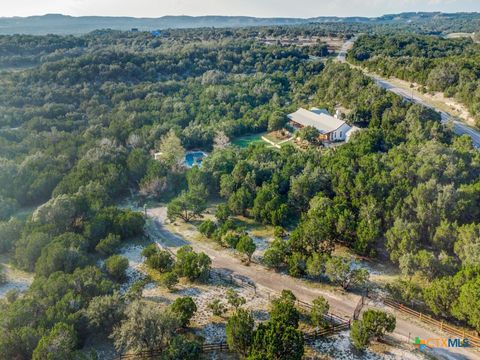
[105,255,129,282]
[198,220,217,238]
[310,296,330,328]
[208,299,226,316]
[146,250,175,273]
[350,320,369,350]
[95,233,121,256]
[170,297,197,327]
[161,271,179,290]
[175,246,211,282]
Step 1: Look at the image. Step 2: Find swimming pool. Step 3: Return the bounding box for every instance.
[184,151,207,167]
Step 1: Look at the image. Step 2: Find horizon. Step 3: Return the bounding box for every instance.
[2,10,480,20]
[1,0,479,18]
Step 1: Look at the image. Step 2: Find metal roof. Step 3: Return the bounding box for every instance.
[287,108,346,133]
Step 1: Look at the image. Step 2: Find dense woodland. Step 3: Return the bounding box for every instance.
[349,34,480,125]
[0,23,480,359]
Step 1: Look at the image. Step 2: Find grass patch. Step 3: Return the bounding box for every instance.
[231,132,266,148]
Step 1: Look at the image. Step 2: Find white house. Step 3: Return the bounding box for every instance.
[287,108,352,142]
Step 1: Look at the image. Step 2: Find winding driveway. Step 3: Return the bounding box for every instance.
[147,206,478,360]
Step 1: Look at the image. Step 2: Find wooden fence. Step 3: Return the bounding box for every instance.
[383,297,480,348]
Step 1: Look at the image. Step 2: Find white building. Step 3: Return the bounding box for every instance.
[287,107,352,142]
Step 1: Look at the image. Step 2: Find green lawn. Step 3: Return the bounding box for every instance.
[231,133,266,148]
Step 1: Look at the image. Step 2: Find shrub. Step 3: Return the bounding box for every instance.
[198,220,217,238]
[170,297,197,327]
[161,272,179,290]
[208,299,226,317]
[95,233,121,256]
[105,255,129,282]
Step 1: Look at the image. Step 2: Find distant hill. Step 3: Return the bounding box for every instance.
[0,12,478,35]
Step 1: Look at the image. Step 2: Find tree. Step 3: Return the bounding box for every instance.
[198,220,217,238]
[213,131,230,150]
[267,111,286,131]
[95,233,122,256]
[270,290,299,328]
[236,235,256,264]
[350,310,396,351]
[310,296,330,328]
[86,292,126,334]
[306,253,326,278]
[35,233,89,276]
[226,309,254,358]
[350,320,369,351]
[288,252,306,277]
[167,190,207,223]
[157,130,185,169]
[296,126,320,143]
[215,203,231,223]
[162,335,201,360]
[226,288,246,310]
[263,238,289,270]
[423,277,458,317]
[362,309,396,339]
[161,272,179,290]
[0,218,23,254]
[249,321,304,360]
[146,250,175,273]
[452,275,480,332]
[170,297,197,327]
[454,223,480,267]
[324,257,369,290]
[32,323,77,360]
[175,246,211,282]
[112,300,180,354]
[105,255,129,282]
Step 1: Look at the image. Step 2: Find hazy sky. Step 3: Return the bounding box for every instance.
[1,0,479,18]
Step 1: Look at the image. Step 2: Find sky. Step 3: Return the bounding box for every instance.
[0,0,479,18]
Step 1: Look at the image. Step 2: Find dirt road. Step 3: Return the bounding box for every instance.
[147,207,478,359]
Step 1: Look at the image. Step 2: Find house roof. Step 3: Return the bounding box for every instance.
[287,108,346,133]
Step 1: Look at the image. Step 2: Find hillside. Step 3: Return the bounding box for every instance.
[0,12,479,35]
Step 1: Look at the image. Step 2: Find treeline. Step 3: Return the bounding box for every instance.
[349,34,480,125]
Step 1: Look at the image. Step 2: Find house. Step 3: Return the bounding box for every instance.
[287,108,352,142]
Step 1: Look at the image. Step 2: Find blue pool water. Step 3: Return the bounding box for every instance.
[184,151,207,167]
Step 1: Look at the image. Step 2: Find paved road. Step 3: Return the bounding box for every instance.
[337,39,480,148]
[147,207,477,360]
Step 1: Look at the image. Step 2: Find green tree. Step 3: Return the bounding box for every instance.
[161,271,179,290]
[267,111,286,131]
[112,301,180,354]
[236,235,256,264]
[157,130,185,169]
[226,308,254,358]
[86,292,126,334]
[296,126,320,143]
[170,297,197,327]
[167,190,207,223]
[198,220,217,238]
[310,296,330,328]
[324,257,369,290]
[350,320,369,351]
[32,323,77,360]
[105,255,129,282]
[175,246,211,282]
[362,309,396,339]
[95,233,122,256]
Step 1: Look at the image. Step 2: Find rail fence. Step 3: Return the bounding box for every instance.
[382,297,480,348]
